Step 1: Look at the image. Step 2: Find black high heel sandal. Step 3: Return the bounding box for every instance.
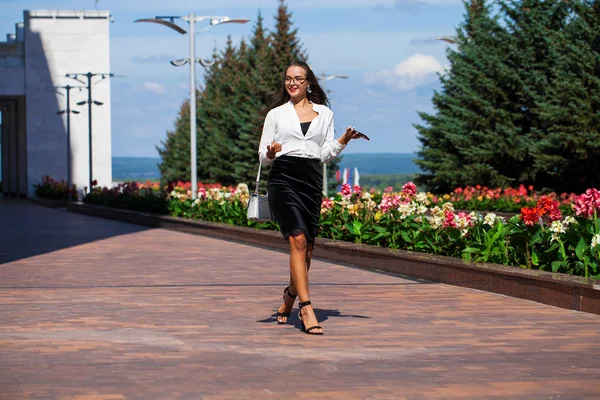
[276,286,297,324]
[298,301,323,335]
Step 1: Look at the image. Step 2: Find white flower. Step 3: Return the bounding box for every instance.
[415,192,429,204]
[416,205,428,216]
[431,206,443,218]
[591,234,600,249]
[469,211,482,222]
[455,215,470,230]
[563,216,577,226]
[364,198,378,211]
[431,215,444,229]
[484,213,497,226]
[361,192,372,201]
[549,217,577,242]
[442,202,455,213]
[549,220,566,234]
[168,190,185,200]
[397,202,415,220]
[235,183,249,195]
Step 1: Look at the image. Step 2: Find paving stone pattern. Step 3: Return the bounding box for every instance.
[1,199,599,399]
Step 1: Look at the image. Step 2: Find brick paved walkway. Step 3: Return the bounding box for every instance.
[1,199,600,400]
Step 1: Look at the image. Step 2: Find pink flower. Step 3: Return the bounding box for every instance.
[443,210,457,228]
[391,195,402,207]
[384,186,394,194]
[573,188,600,218]
[402,182,417,197]
[198,187,206,199]
[341,183,352,198]
[518,184,528,196]
[379,196,393,213]
[321,197,334,210]
[353,185,363,196]
[457,212,472,226]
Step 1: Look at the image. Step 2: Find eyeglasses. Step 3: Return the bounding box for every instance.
[285,76,307,85]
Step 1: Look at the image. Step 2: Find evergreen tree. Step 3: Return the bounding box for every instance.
[201,37,241,185]
[157,95,195,184]
[415,0,520,192]
[529,0,600,192]
[269,0,308,84]
[237,12,275,187]
[415,0,600,193]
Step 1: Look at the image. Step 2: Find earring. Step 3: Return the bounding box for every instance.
[307,86,312,93]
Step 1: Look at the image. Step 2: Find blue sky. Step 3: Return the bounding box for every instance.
[1,0,465,156]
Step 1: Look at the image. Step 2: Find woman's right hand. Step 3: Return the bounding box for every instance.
[266,142,282,159]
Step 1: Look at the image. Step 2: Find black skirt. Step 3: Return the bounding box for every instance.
[268,155,323,245]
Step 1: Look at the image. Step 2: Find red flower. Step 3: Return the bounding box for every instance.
[520,206,540,226]
[536,196,562,221]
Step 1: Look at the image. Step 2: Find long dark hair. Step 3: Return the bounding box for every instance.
[260,60,329,117]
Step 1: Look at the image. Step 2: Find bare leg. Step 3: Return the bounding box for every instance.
[289,234,322,334]
[277,243,313,323]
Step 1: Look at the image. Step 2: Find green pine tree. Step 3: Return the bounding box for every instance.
[529,0,600,192]
[416,0,600,193]
[415,0,521,192]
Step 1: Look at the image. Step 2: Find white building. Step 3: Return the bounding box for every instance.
[0,10,112,197]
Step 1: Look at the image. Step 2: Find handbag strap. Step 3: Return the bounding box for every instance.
[253,163,262,195]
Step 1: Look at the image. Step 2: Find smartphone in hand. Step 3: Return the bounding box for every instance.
[356,131,370,141]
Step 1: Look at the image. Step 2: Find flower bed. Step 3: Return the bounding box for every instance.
[82,180,600,279]
[33,175,79,201]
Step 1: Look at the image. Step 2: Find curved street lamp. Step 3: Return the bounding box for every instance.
[55,84,84,188]
[135,14,250,199]
[434,36,457,44]
[65,72,119,192]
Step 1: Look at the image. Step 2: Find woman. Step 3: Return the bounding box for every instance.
[258,60,363,335]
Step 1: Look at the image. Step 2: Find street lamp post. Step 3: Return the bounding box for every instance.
[135,14,249,200]
[65,72,114,192]
[55,84,83,188]
[319,73,349,197]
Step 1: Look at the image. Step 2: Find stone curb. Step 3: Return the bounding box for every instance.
[64,201,600,316]
[29,197,70,208]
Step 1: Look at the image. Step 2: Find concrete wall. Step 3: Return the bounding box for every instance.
[24,10,112,196]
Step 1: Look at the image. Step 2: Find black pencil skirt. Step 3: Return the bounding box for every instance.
[268,155,323,246]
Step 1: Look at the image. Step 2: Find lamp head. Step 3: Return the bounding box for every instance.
[170,58,189,67]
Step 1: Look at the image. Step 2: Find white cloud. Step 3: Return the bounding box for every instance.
[142,81,166,94]
[364,54,444,91]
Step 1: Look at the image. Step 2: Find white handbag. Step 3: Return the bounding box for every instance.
[247,162,274,222]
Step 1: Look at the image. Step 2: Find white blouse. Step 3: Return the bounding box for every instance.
[258,101,346,166]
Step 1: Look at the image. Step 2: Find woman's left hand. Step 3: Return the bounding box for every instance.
[340,126,361,145]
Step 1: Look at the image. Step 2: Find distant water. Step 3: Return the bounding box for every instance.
[112,157,161,181]
[112,153,421,182]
